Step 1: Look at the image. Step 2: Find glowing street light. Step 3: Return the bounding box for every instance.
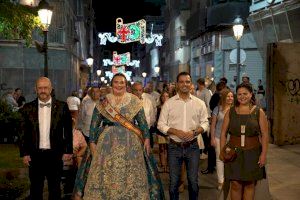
[96,69,102,76]
[38,0,53,77]
[232,16,244,85]
[86,55,93,86]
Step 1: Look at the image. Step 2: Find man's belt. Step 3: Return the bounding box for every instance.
[170,138,197,148]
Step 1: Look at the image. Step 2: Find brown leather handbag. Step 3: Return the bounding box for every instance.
[220,143,237,163]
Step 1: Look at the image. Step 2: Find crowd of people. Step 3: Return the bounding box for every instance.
[1,87,26,111]
[15,71,269,200]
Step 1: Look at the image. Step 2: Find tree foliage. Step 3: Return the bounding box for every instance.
[0,0,42,46]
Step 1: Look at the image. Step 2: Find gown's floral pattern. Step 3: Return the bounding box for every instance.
[83,93,164,200]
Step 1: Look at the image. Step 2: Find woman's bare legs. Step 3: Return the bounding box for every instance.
[230,180,255,200]
[243,181,255,200]
[230,180,243,200]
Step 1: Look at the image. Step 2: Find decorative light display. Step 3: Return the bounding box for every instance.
[113,51,130,66]
[112,65,126,74]
[103,59,140,68]
[105,69,132,81]
[98,18,163,46]
[103,51,140,68]
[116,18,146,44]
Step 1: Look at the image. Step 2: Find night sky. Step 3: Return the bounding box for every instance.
[92,0,163,32]
[92,0,163,53]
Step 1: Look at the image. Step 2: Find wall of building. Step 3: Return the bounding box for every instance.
[221,30,264,90]
[269,43,300,145]
[0,0,90,101]
[0,41,79,101]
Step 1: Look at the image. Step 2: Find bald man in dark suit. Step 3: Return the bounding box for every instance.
[19,77,72,200]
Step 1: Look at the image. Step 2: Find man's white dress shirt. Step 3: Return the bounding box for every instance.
[141,93,157,128]
[78,95,96,137]
[196,88,212,117]
[67,96,81,111]
[150,90,161,106]
[158,94,209,142]
[38,98,52,149]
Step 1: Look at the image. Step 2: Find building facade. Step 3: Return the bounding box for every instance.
[161,0,264,91]
[248,0,300,145]
[0,0,92,101]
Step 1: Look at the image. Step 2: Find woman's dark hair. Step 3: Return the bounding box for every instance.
[196,78,205,85]
[110,73,127,86]
[220,77,228,84]
[159,90,169,105]
[236,83,256,106]
[216,81,226,92]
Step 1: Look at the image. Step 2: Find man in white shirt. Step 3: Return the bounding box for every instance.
[196,78,215,173]
[77,86,101,142]
[145,81,161,106]
[158,72,209,200]
[132,82,157,147]
[66,91,81,120]
[19,77,73,200]
[196,78,212,117]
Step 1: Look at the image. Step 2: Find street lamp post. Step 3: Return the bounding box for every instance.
[86,55,94,87]
[233,16,244,85]
[142,72,147,86]
[96,69,101,86]
[154,66,160,78]
[38,0,53,77]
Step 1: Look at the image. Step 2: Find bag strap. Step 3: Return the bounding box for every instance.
[254,106,261,135]
[100,98,144,144]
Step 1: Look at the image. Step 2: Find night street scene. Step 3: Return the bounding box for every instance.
[0,0,300,199]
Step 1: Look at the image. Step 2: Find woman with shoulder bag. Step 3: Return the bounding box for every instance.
[220,83,269,200]
[211,89,234,190]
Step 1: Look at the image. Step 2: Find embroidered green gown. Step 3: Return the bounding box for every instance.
[83,93,164,200]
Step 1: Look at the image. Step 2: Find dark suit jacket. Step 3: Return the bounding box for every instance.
[19,98,73,157]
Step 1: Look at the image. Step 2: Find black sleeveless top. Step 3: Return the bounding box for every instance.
[228,106,260,137]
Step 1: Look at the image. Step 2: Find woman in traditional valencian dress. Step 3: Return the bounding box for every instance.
[83,73,164,200]
[220,83,268,200]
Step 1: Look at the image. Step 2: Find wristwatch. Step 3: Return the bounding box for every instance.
[193,130,198,137]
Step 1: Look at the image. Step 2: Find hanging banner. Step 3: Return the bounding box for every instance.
[116,18,146,44]
[113,51,130,66]
[112,66,126,74]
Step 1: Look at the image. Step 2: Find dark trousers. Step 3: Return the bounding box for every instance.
[168,141,200,200]
[29,150,63,200]
[83,134,89,144]
[202,132,216,171]
[149,126,156,148]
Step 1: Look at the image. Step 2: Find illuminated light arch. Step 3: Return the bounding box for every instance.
[98,18,163,46]
[103,51,140,68]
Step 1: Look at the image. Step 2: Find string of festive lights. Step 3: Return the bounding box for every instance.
[103,59,140,68]
[105,70,132,81]
[102,51,140,67]
[98,18,163,46]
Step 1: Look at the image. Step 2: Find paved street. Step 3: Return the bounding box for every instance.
[158,143,300,200]
[158,153,220,200]
[2,143,300,199]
